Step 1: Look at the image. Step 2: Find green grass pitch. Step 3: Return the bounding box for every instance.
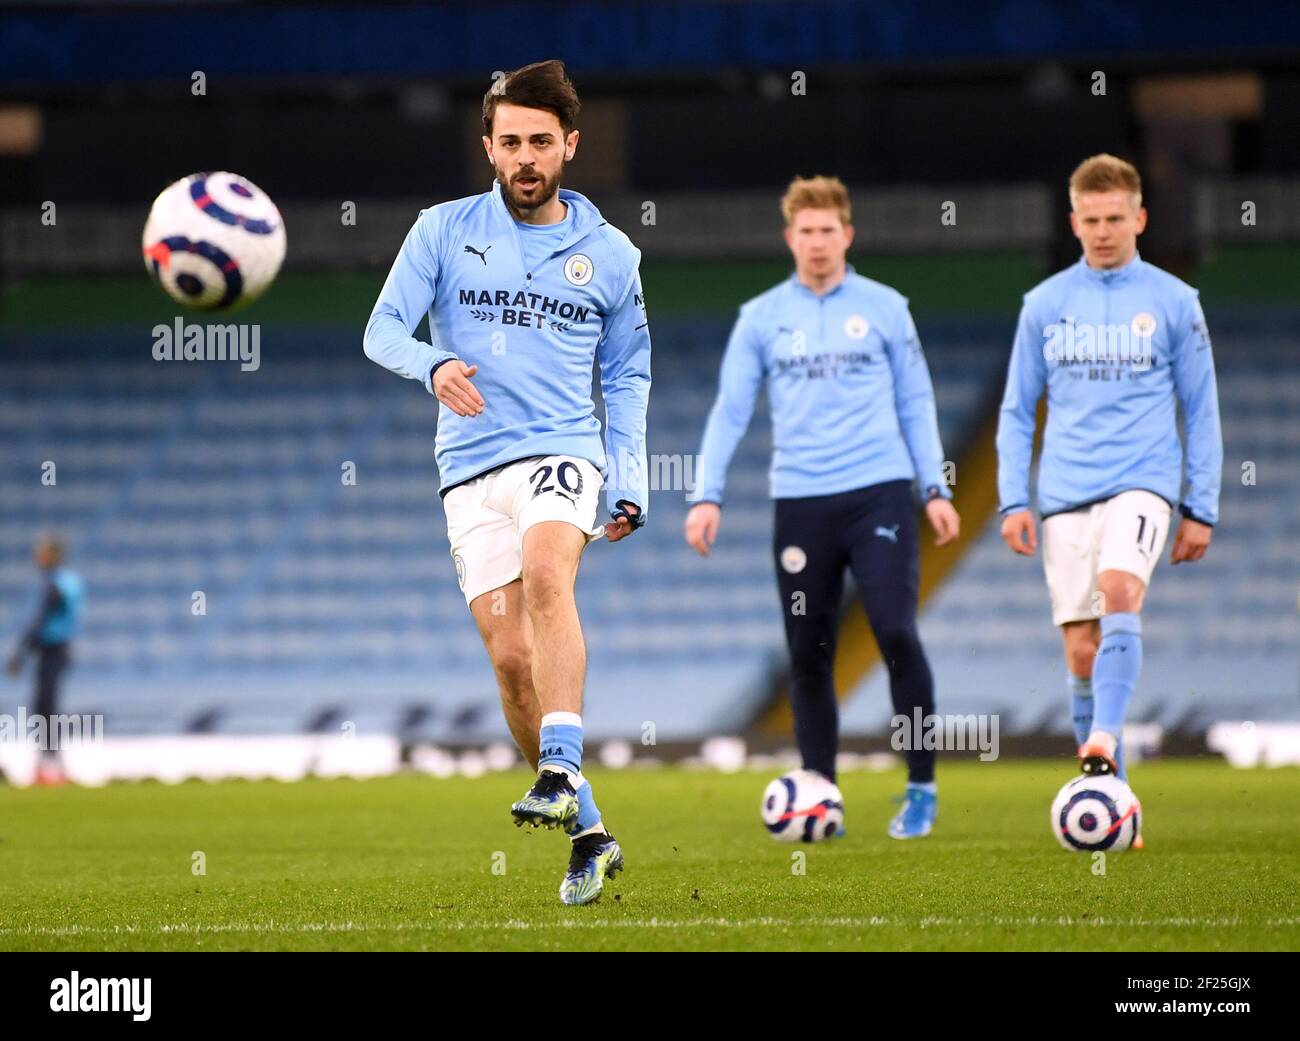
[1,760,1296,952]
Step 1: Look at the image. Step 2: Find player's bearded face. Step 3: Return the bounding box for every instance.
[485,104,574,217]
[497,160,563,213]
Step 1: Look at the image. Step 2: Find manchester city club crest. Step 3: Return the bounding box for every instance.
[780,545,807,574]
[1130,311,1157,338]
[564,253,594,286]
[453,552,466,589]
[843,314,870,339]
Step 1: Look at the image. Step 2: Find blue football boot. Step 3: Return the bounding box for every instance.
[888,786,937,839]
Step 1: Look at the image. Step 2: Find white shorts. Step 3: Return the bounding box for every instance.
[1041,489,1171,627]
[443,455,605,606]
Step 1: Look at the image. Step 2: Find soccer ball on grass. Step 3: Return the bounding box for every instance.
[1050,773,1141,852]
[761,769,844,843]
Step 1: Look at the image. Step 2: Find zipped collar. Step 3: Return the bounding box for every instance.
[1076,250,1144,287]
[489,180,603,255]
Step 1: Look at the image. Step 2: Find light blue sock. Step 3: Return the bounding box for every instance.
[908,781,937,796]
[1068,673,1093,746]
[538,711,583,775]
[1092,612,1142,737]
[1072,670,1128,779]
[574,775,602,832]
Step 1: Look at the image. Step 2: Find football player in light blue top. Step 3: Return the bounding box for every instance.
[997,155,1223,842]
[364,61,648,903]
[686,176,961,840]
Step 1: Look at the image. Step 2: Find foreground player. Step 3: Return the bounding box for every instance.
[685,176,960,839]
[6,535,85,786]
[364,61,650,904]
[997,155,1222,826]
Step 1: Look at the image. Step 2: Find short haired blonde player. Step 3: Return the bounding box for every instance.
[687,176,959,839]
[996,155,1223,848]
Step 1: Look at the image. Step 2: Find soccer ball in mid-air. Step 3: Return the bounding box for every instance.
[142,171,286,310]
[761,769,844,842]
[1051,774,1141,852]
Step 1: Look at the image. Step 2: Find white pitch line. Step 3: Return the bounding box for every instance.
[2,916,1298,938]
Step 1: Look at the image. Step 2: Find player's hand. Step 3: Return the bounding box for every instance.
[1169,517,1212,565]
[925,498,960,546]
[1000,509,1037,556]
[433,361,484,417]
[605,503,640,543]
[5,655,21,679]
[684,502,721,556]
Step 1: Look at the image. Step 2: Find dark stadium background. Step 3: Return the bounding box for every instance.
[1,1,1297,784]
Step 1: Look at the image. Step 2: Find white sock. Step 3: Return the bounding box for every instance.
[540,711,582,728]
[539,764,580,786]
[1085,730,1118,757]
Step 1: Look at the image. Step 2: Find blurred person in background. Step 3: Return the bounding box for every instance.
[685,176,960,840]
[997,155,1222,840]
[6,534,86,786]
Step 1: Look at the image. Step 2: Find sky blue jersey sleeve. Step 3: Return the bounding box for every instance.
[363,209,459,394]
[694,307,766,505]
[885,302,950,498]
[1171,293,1223,525]
[996,300,1048,514]
[598,265,652,519]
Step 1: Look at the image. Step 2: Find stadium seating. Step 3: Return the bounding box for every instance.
[2,315,1294,742]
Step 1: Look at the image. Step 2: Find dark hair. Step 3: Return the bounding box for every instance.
[482,59,581,136]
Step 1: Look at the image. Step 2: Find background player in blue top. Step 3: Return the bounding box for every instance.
[364,61,650,904]
[6,534,85,787]
[685,176,961,839]
[996,155,1223,839]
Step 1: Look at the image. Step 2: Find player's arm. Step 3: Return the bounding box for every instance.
[996,300,1048,555]
[685,307,766,556]
[885,302,959,545]
[597,264,652,542]
[362,210,482,415]
[1169,293,1223,564]
[6,581,60,676]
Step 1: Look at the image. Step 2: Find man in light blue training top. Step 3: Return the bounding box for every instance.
[685,176,961,840]
[363,60,650,904]
[997,154,1222,844]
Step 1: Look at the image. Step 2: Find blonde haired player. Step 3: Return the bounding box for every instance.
[997,155,1223,845]
[687,176,959,839]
